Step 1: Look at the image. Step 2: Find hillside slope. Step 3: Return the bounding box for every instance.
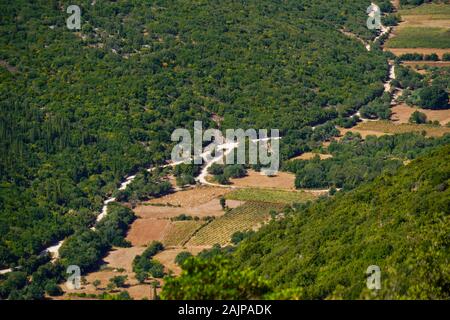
[234,145,449,299]
[164,145,450,299]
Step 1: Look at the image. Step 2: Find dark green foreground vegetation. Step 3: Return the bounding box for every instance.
[162,145,450,299]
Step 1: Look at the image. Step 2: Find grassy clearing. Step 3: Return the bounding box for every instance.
[186,202,285,246]
[357,121,450,137]
[399,4,450,16]
[387,27,450,48]
[162,221,204,246]
[225,188,319,204]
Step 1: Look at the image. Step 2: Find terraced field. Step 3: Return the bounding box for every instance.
[355,121,450,137]
[225,188,320,204]
[162,221,205,246]
[186,202,285,246]
[386,3,450,56]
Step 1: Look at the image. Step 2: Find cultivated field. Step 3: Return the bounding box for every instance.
[225,188,319,204]
[126,219,171,246]
[142,186,231,207]
[162,220,204,246]
[289,152,333,161]
[348,120,450,137]
[386,3,450,57]
[186,201,285,246]
[389,48,450,59]
[386,28,450,49]
[134,186,242,219]
[228,170,296,190]
[338,126,391,139]
[402,61,450,72]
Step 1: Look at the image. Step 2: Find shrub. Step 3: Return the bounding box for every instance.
[148,261,165,278]
[223,165,247,179]
[399,53,423,61]
[207,163,224,175]
[44,281,63,296]
[109,275,128,288]
[424,53,439,61]
[215,174,230,185]
[409,111,427,124]
[0,272,28,299]
[231,231,254,245]
[176,174,196,187]
[418,86,449,109]
[136,272,147,284]
[171,214,193,221]
[174,251,193,266]
[132,241,165,279]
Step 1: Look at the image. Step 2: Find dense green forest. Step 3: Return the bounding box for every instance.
[284,132,450,190]
[0,0,394,269]
[163,145,450,299]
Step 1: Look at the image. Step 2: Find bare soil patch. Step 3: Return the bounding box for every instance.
[391,0,400,10]
[391,104,450,125]
[144,186,231,207]
[229,170,295,190]
[289,152,333,161]
[153,247,206,276]
[126,219,171,246]
[104,247,146,272]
